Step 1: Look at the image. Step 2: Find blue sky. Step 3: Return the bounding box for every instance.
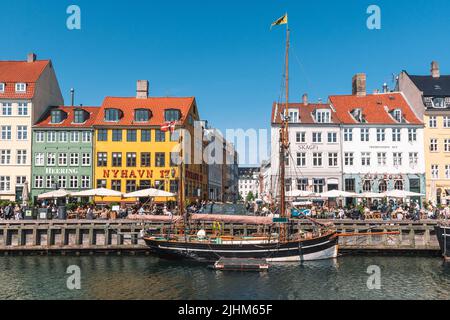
[1,0,450,159]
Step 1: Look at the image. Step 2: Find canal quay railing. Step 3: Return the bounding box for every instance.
[0,219,441,256]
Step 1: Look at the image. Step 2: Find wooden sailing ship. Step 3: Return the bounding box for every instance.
[143,14,339,263]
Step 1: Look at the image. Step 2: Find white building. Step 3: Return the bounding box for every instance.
[329,74,426,200]
[238,167,260,201]
[0,53,63,201]
[270,96,342,198]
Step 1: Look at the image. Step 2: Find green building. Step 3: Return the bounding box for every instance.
[31,106,99,202]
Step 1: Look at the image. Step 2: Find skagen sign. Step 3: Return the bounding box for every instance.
[297,144,319,151]
[46,168,79,175]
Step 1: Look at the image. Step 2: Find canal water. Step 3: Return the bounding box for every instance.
[0,256,448,300]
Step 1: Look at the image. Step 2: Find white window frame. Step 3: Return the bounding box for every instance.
[344,152,354,166]
[361,152,371,166]
[81,176,90,189]
[0,150,11,165]
[58,153,67,166]
[82,131,91,143]
[47,131,57,143]
[431,165,439,179]
[58,176,67,189]
[47,153,56,166]
[409,153,418,167]
[408,129,417,142]
[34,176,44,189]
[1,103,12,116]
[35,153,45,166]
[15,83,26,92]
[70,153,79,166]
[17,102,28,116]
[377,152,387,166]
[0,176,11,192]
[0,83,4,93]
[429,116,437,128]
[70,176,78,189]
[392,128,401,142]
[17,125,28,140]
[1,126,11,140]
[16,150,27,165]
[81,153,91,166]
[36,131,45,143]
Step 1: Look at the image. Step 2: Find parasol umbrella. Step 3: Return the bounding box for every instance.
[123,188,175,198]
[21,181,30,205]
[286,190,316,198]
[356,192,386,198]
[38,189,71,200]
[384,190,424,199]
[71,188,123,197]
[320,190,358,198]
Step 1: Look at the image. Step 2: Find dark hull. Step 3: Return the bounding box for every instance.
[144,232,338,263]
[435,225,450,259]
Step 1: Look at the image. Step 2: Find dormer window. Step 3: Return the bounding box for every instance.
[350,108,364,123]
[135,109,151,122]
[0,83,4,93]
[288,109,299,123]
[164,109,181,122]
[315,109,331,123]
[15,83,26,92]
[393,109,402,122]
[51,110,66,124]
[432,98,445,108]
[104,109,121,122]
[73,109,88,124]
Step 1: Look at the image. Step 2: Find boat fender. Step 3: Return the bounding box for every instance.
[197,229,206,240]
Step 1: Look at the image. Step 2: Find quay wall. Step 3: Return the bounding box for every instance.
[0,219,441,256]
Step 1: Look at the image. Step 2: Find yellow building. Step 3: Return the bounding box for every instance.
[93,80,207,203]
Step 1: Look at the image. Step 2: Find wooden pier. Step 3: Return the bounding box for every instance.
[0,219,441,256]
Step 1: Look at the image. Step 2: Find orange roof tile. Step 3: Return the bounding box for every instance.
[94,96,196,127]
[34,106,100,128]
[329,93,423,125]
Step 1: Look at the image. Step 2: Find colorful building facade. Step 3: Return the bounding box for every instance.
[31,106,99,201]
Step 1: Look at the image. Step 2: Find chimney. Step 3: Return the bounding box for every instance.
[302,93,308,105]
[431,61,440,78]
[136,80,149,99]
[382,83,388,93]
[27,53,37,63]
[70,88,75,106]
[352,73,366,97]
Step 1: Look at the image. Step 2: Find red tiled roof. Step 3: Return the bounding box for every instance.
[0,60,50,99]
[94,96,196,126]
[34,106,100,128]
[271,103,339,124]
[329,92,423,125]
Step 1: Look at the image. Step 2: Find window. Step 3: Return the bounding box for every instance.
[0,150,11,165]
[82,131,91,143]
[445,139,450,152]
[394,180,404,190]
[360,128,369,142]
[446,165,450,179]
[361,152,371,166]
[111,180,121,192]
[1,126,11,140]
[70,131,79,143]
[97,153,107,167]
[288,110,299,123]
[135,109,151,122]
[70,176,78,189]
[155,152,165,167]
[35,153,44,166]
[104,109,120,122]
[51,110,64,123]
[34,176,44,189]
[312,153,322,167]
[70,153,79,166]
[409,153,418,167]
[393,109,402,122]
[170,152,180,167]
[296,178,308,191]
[17,126,28,140]
[376,129,385,142]
[345,179,355,192]
[431,165,439,179]
[429,116,437,128]
[18,103,28,116]
[378,180,387,193]
[444,116,450,128]
[0,176,10,191]
[141,129,151,142]
[127,130,137,142]
[328,153,338,167]
[377,153,387,166]
[82,153,91,166]
[74,109,86,123]
[98,129,108,141]
[15,83,26,92]
[0,83,4,92]
[164,109,181,122]
[97,179,107,189]
[363,181,372,192]
[169,180,179,194]
[430,139,438,152]
[1,103,12,116]
[344,153,354,166]
[16,150,27,165]
[59,131,68,143]
[126,180,137,193]
[408,129,417,142]
[36,131,45,142]
[433,98,445,108]
[315,110,330,123]
[126,153,137,167]
[312,132,322,143]
[47,153,56,166]
[58,153,67,166]
[328,132,337,143]
[296,153,306,167]
[58,176,67,189]
[155,130,166,142]
[393,152,402,166]
[141,153,151,167]
[112,129,122,142]
[344,129,353,141]
[313,179,325,193]
[46,176,54,189]
[392,128,401,142]
[15,176,25,186]
[81,176,90,189]
[296,132,306,143]
[112,153,122,167]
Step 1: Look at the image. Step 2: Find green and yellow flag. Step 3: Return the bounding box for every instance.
[271,13,288,29]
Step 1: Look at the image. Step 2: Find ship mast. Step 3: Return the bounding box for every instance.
[279,22,290,242]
